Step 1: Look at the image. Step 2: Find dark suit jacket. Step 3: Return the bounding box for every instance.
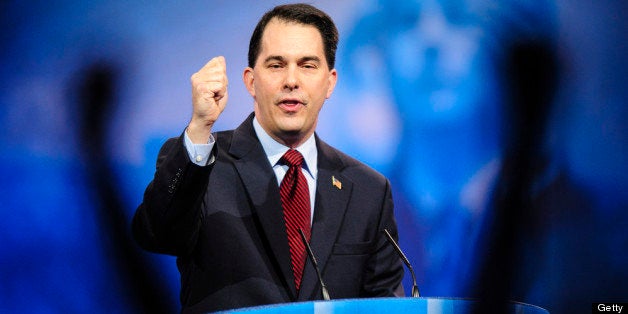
[132,113,404,313]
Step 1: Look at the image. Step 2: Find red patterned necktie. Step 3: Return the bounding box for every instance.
[279,149,311,291]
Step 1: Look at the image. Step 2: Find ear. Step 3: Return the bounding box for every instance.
[243,67,255,98]
[326,69,338,99]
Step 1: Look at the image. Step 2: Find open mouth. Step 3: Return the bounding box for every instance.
[278,99,305,112]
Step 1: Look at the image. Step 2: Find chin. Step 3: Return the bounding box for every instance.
[277,121,306,136]
[277,118,304,131]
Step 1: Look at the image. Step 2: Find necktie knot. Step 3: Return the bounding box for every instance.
[281,149,304,168]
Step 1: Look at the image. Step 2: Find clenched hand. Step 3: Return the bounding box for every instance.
[187,56,228,143]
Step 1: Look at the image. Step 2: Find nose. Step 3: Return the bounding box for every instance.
[284,64,299,91]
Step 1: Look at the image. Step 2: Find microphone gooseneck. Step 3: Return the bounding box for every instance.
[298,228,331,301]
[383,228,420,297]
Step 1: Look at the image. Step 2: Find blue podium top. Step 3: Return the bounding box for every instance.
[219,297,549,314]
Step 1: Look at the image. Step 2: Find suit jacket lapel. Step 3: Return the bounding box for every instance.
[298,137,353,301]
[228,114,297,299]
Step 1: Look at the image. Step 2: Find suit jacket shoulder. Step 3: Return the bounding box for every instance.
[316,137,389,189]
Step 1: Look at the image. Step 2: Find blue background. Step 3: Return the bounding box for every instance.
[1,0,626,313]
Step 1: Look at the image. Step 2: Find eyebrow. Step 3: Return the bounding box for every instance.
[263,55,322,64]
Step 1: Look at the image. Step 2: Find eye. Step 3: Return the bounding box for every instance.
[302,63,318,69]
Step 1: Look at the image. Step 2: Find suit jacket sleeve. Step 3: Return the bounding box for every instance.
[132,131,212,256]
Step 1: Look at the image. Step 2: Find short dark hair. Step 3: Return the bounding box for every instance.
[247,3,339,69]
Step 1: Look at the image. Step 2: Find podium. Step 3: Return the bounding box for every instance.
[221,298,549,313]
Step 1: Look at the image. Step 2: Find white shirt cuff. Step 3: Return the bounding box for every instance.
[184,130,216,166]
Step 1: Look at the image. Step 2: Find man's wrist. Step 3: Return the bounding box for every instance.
[186,119,213,144]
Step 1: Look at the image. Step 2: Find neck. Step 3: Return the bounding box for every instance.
[276,133,307,149]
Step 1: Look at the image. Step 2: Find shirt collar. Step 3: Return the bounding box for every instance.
[253,116,318,180]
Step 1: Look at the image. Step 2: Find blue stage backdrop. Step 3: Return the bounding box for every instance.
[1,1,626,313]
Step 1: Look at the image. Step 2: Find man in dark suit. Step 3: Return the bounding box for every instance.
[132,4,404,313]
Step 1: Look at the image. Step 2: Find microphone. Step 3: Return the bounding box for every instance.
[298,229,331,301]
[383,228,420,297]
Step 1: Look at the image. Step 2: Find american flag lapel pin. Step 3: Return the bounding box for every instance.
[332,176,342,190]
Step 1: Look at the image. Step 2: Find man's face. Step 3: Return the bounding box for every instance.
[243,18,337,147]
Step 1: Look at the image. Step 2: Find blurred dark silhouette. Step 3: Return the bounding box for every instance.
[76,62,176,313]
[472,38,583,312]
